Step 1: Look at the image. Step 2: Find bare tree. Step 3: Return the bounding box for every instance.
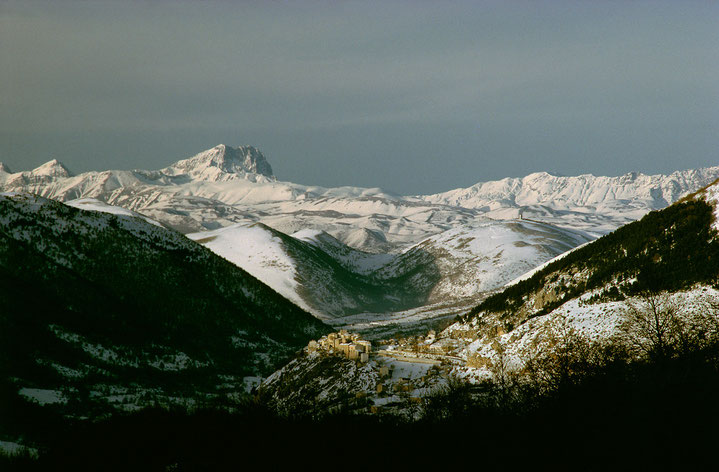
[489,340,511,398]
[619,290,681,361]
[520,315,597,393]
[692,295,719,358]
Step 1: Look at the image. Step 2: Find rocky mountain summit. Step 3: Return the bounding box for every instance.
[161,144,275,181]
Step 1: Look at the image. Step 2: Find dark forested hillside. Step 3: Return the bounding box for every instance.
[0,193,329,447]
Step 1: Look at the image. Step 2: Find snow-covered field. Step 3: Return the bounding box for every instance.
[19,388,67,405]
[0,440,39,459]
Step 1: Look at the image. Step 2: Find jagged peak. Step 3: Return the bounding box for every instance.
[0,162,11,174]
[31,159,72,178]
[165,144,274,180]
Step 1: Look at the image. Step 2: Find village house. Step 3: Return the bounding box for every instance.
[306,330,372,363]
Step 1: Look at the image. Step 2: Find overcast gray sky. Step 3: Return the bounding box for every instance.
[1,1,717,194]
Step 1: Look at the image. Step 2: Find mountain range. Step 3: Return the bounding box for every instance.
[184,219,591,326]
[2,145,716,247]
[2,145,716,329]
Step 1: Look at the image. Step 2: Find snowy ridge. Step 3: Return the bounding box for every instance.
[290,229,393,274]
[188,216,593,324]
[424,168,719,211]
[422,167,719,234]
[66,197,165,228]
[1,145,714,252]
[187,223,309,313]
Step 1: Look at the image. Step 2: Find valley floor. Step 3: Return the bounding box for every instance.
[325,298,476,340]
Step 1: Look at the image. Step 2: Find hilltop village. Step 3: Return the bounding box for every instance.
[301,331,440,409]
[299,330,470,414]
[306,330,372,363]
[306,330,468,367]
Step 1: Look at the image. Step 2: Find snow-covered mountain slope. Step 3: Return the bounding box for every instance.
[2,145,714,252]
[0,193,329,424]
[442,284,719,387]
[290,229,393,274]
[188,222,433,319]
[188,223,310,312]
[375,220,592,304]
[65,197,165,228]
[432,178,719,381]
[188,217,592,325]
[422,168,719,233]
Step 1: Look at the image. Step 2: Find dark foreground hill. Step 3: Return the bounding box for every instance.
[5,352,718,471]
[0,193,329,450]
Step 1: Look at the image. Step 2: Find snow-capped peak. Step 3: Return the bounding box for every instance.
[163,144,275,182]
[31,159,72,178]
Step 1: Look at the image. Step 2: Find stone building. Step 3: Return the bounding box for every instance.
[307,331,372,363]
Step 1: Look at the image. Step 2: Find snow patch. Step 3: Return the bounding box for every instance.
[19,388,67,405]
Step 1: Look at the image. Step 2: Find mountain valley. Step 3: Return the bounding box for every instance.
[3,144,716,334]
[2,146,718,467]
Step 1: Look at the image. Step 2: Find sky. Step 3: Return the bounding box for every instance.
[1,1,718,195]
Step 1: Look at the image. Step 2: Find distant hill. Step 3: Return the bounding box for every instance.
[422,167,719,233]
[186,219,592,322]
